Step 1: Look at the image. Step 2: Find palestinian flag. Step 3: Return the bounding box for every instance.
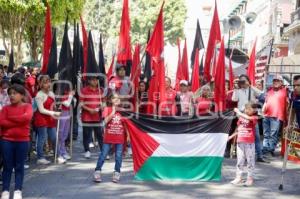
[123,111,232,181]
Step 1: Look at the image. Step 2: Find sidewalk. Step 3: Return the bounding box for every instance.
[21,141,300,199]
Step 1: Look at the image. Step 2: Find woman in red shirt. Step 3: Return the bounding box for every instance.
[194,85,213,116]
[0,84,33,199]
[93,93,126,183]
[34,75,61,165]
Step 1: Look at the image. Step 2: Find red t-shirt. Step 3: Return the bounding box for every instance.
[264,87,287,121]
[102,107,125,144]
[161,88,177,116]
[80,86,102,122]
[195,97,212,115]
[237,117,257,143]
[0,103,33,142]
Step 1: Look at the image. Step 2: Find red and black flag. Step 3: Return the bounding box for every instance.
[214,37,226,112]
[117,0,132,76]
[7,47,14,74]
[191,48,200,92]
[72,23,81,84]
[191,19,204,67]
[41,3,52,74]
[47,28,57,79]
[98,34,106,87]
[87,31,99,75]
[57,18,73,94]
[203,2,221,82]
[143,29,152,81]
[80,16,88,76]
[146,2,166,114]
[181,39,189,82]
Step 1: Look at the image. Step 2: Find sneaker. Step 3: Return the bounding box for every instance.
[57,156,67,164]
[89,143,95,148]
[93,170,102,183]
[1,191,9,199]
[230,177,243,185]
[112,171,120,183]
[84,151,91,159]
[256,157,270,163]
[105,155,110,160]
[24,164,30,169]
[63,154,71,160]
[37,158,51,165]
[13,190,22,199]
[245,177,254,186]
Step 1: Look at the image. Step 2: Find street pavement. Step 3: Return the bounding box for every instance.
[18,140,300,199]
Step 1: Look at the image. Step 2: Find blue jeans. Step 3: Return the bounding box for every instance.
[95,143,123,173]
[1,140,29,191]
[36,127,56,159]
[262,117,281,153]
[255,124,263,159]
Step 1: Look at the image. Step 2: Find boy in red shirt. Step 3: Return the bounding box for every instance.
[80,77,103,158]
[229,103,258,186]
[0,84,33,199]
[93,93,126,183]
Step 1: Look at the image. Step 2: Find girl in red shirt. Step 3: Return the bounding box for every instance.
[194,85,213,116]
[0,84,33,199]
[228,103,258,186]
[34,75,60,165]
[93,93,126,183]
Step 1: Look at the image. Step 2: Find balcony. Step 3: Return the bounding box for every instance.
[291,7,300,23]
[284,8,300,35]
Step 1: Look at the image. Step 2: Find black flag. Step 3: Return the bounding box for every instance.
[143,29,151,81]
[98,34,106,87]
[72,23,81,87]
[8,47,14,73]
[87,31,99,75]
[47,28,57,79]
[58,17,73,94]
[191,19,204,67]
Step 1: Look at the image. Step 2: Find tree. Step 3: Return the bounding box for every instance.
[83,0,187,49]
[0,0,84,65]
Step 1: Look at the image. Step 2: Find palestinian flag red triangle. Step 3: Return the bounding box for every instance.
[124,119,159,173]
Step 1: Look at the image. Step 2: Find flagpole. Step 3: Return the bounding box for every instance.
[54,119,60,164]
[264,38,274,92]
[69,105,74,158]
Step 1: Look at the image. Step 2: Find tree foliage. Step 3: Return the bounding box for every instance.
[0,0,84,65]
[83,0,187,48]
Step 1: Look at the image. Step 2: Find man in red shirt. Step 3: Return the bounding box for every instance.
[262,75,288,156]
[80,77,103,158]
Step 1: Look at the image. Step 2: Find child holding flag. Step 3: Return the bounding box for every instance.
[229,103,258,186]
[93,93,126,183]
[0,84,33,199]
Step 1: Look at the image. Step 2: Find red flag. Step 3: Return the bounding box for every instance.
[131,44,141,111]
[41,4,52,74]
[175,38,181,91]
[214,37,226,112]
[204,2,221,82]
[146,2,166,114]
[117,0,132,65]
[181,38,189,82]
[191,49,200,92]
[229,50,234,90]
[107,54,115,79]
[80,16,88,77]
[247,40,257,85]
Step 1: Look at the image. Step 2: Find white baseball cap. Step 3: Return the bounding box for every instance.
[179,80,188,86]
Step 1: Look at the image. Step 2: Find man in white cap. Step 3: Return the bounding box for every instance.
[262,74,288,157]
[177,80,193,116]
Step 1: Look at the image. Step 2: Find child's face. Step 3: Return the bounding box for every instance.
[245,107,255,116]
[41,78,51,91]
[88,78,98,88]
[112,96,121,106]
[9,90,23,104]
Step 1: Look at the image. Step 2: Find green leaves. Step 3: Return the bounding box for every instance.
[84,0,187,46]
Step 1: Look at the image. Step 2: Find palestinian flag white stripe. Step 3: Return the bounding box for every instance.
[150,133,228,157]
